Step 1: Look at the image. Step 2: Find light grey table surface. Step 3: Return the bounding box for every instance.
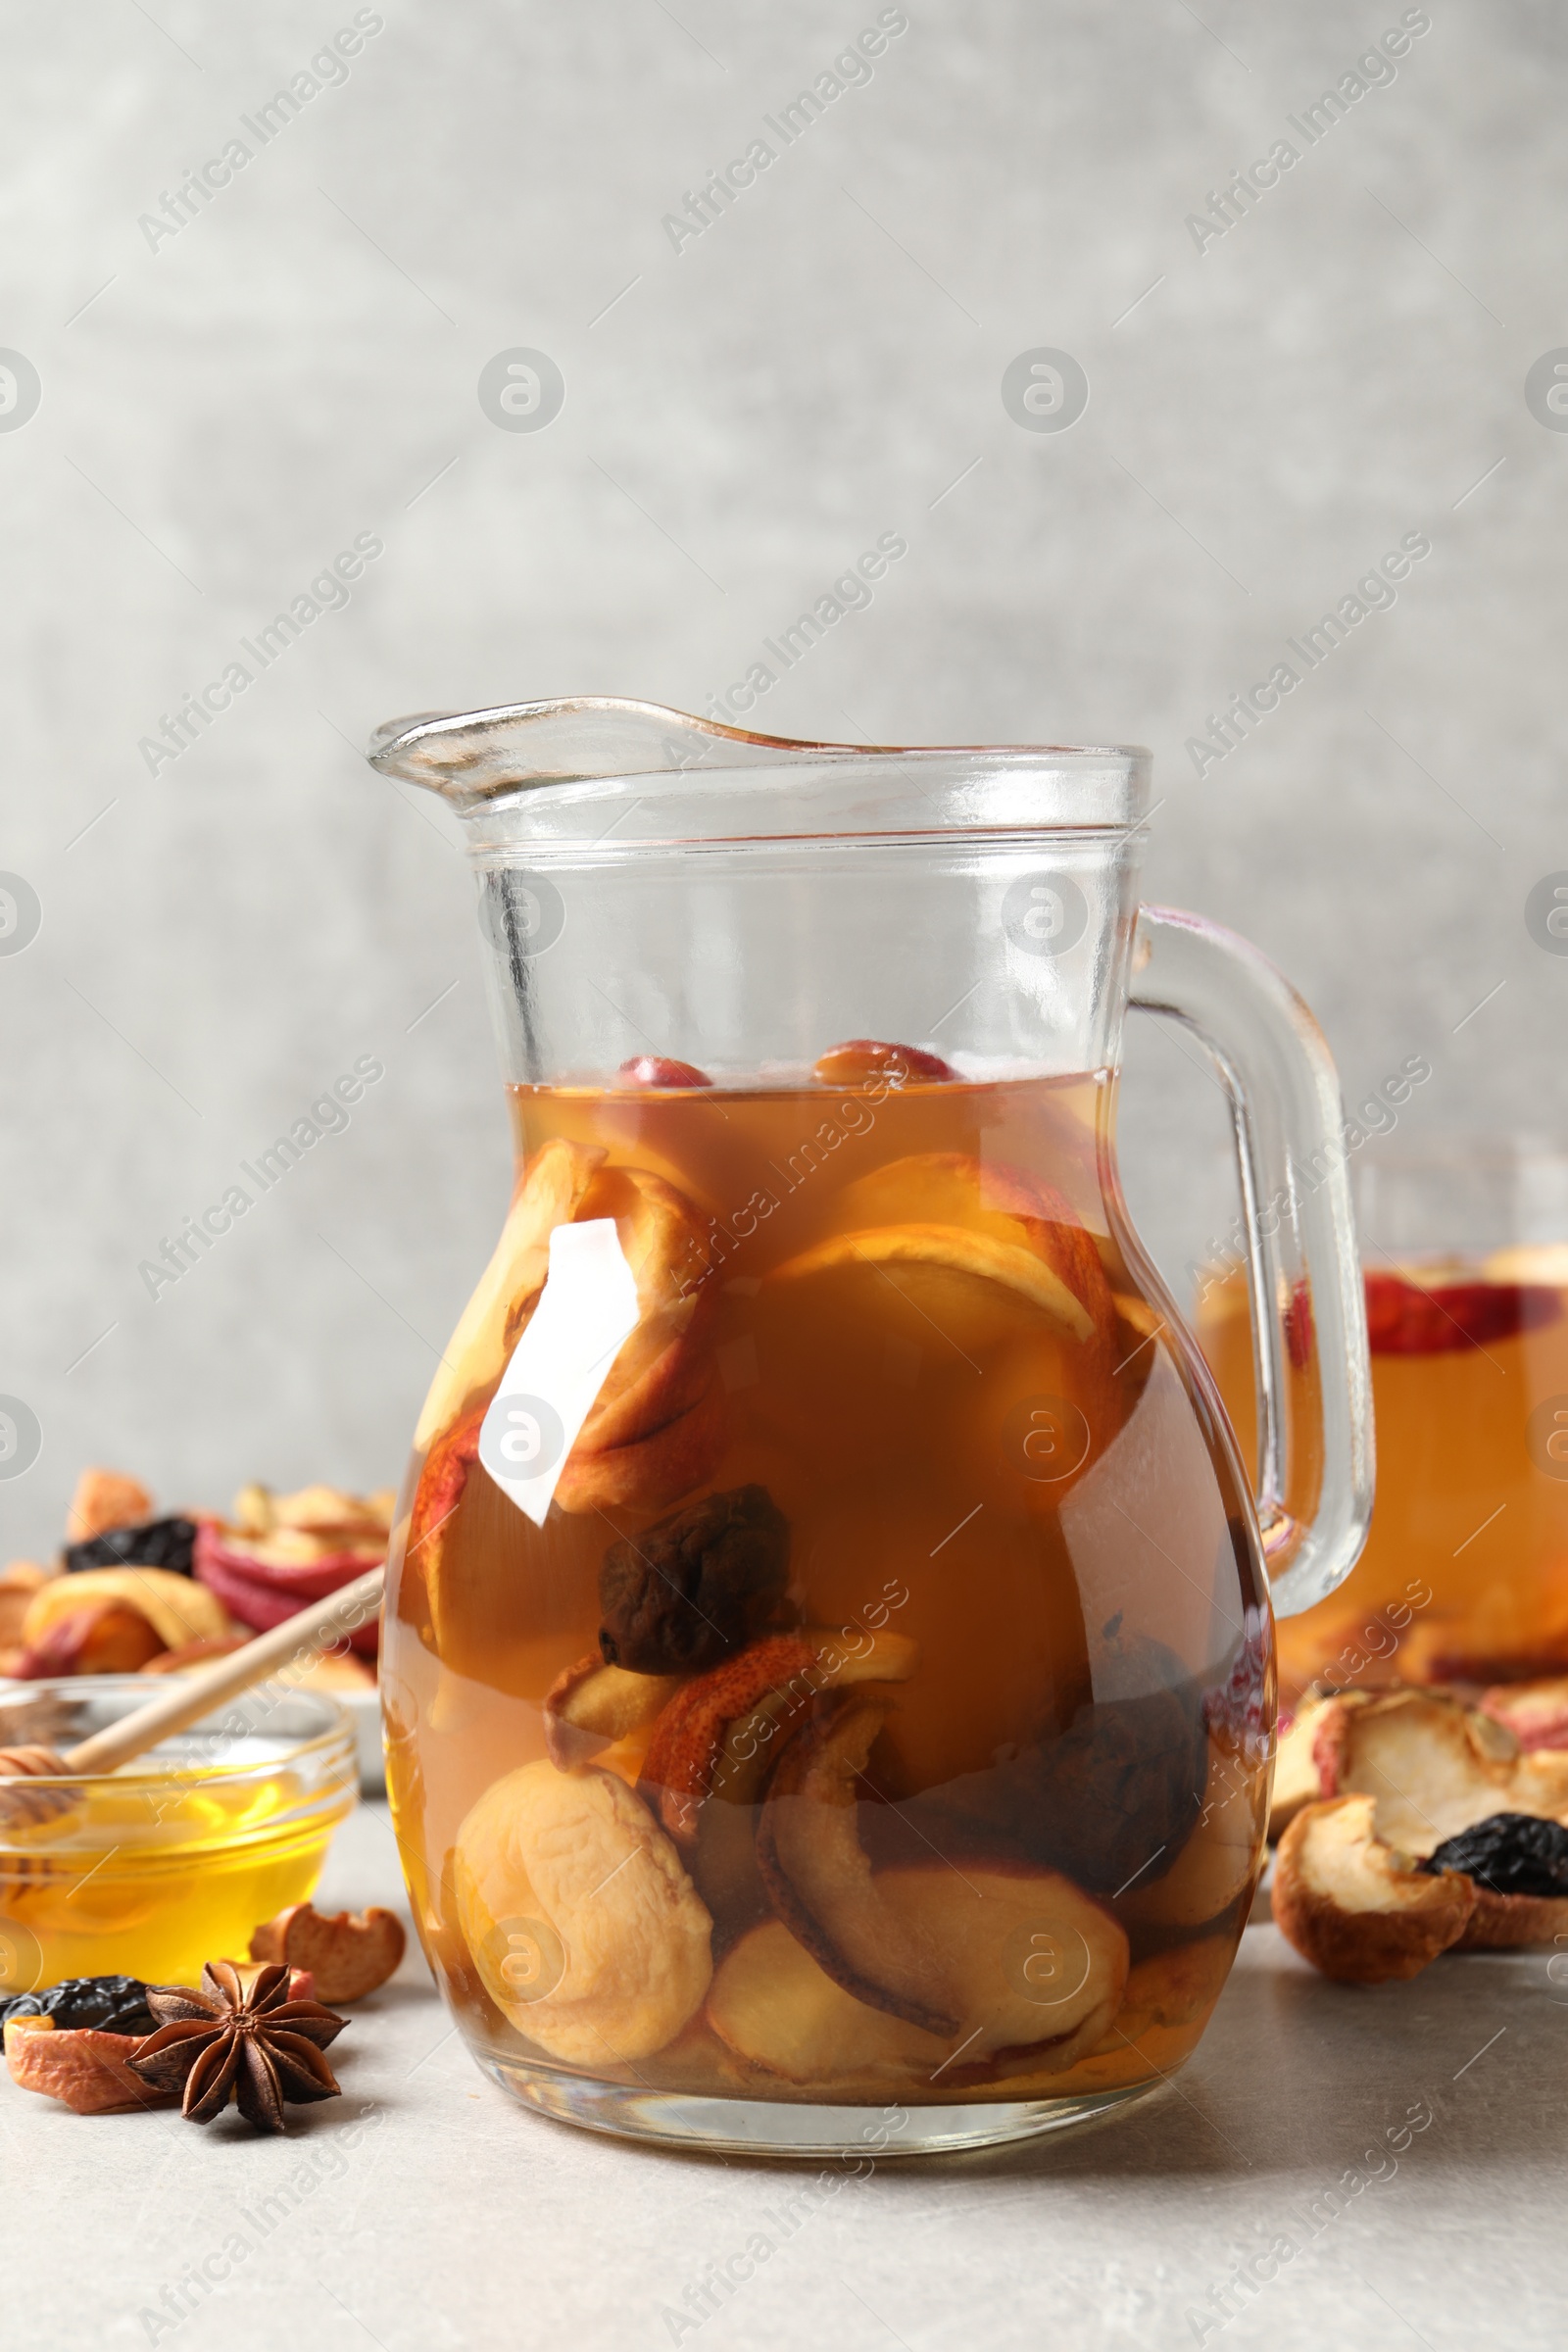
[5,1799,1562,2352]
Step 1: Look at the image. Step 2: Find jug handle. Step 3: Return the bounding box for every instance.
[1129,905,1375,1618]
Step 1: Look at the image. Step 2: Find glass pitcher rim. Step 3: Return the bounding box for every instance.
[366,696,1152,819]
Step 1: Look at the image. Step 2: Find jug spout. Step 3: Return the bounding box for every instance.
[367,698,865,811]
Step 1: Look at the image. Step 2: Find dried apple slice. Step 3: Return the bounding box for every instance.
[1267,1697,1331,1838]
[543,1654,687,1768]
[1314,1688,1568,1856]
[454,1759,711,2064]
[758,1694,956,2034]
[1110,1936,1234,2039]
[708,1918,944,2085]
[769,1224,1097,1345]
[1272,1793,1475,1984]
[1122,1745,1264,1929]
[414,1139,605,1448]
[834,1152,1116,1344]
[554,1374,727,1516]
[639,1627,919,1845]
[562,1165,717,1454]
[709,1862,1128,2082]
[1481,1676,1568,1752]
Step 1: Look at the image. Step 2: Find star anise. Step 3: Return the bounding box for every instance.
[125,1960,346,2132]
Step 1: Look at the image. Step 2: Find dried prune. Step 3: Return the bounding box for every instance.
[64,1517,198,1578]
[599,1486,792,1675]
[1418,1812,1568,1898]
[0,1974,157,2049]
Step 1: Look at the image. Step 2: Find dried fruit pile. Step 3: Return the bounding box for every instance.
[1270,1684,1568,1981]
[1,1467,391,1687]
[2,1904,404,2127]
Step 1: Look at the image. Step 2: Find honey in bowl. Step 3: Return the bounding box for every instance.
[384,1059,1271,2127]
[0,1682,358,1994]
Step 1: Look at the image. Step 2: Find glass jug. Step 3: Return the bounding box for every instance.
[367,701,1373,2157]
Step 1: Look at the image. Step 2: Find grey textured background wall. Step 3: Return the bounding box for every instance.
[2,0,1564,1560]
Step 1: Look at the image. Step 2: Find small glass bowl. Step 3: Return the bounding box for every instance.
[0,1678,358,1996]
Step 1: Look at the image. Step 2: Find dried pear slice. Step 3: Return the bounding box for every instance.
[414,1139,604,1447]
[454,1759,711,2064]
[768,1224,1095,1344]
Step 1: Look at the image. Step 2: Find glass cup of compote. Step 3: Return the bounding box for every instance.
[1201,1136,1568,1702]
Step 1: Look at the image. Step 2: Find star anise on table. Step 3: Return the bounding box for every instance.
[125,1960,346,2132]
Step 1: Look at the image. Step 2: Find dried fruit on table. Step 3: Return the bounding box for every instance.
[1481,1677,1568,1753]
[6,2018,178,2114]
[454,1759,711,2064]
[811,1041,956,1088]
[709,1862,1127,2084]
[126,1960,346,2132]
[1271,1794,1476,1984]
[0,1561,49,1652]
[17,1566,230,1673]
[1314,1687,1568,1855]
[248,1902,406,2002]
[1267,1696,1332,1838]
[65,1468,154,1544]
[598,1485,792,1675]
[64,1515,200,1579]
[0,1974,156,2048]
[1419,1812,1568,1950]
[638,1627,919,1845]
[13,1599,169,1678]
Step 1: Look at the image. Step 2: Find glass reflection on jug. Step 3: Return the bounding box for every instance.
[368,702,1372,2156]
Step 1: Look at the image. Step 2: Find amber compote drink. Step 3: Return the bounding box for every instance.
[386,1054,1270,2143]
[368,697,1372,2154]
[1200,1141,1568,1699]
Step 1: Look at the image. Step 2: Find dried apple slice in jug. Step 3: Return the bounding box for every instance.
[454,1759,712,2063]
[758,1693,958,2034]
[709,1863,1128,2085]
[766,1152,1118,1369]
[638,1628,919,1847]
[414,1139,605,1449]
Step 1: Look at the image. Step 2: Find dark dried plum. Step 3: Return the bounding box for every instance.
[599,1486,792,1675]
[64,1517,198,1578]
[1419,1813,1568,1898]
[0,1974,157,2048]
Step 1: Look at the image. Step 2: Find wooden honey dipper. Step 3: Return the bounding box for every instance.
[0,1567,384,1831]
